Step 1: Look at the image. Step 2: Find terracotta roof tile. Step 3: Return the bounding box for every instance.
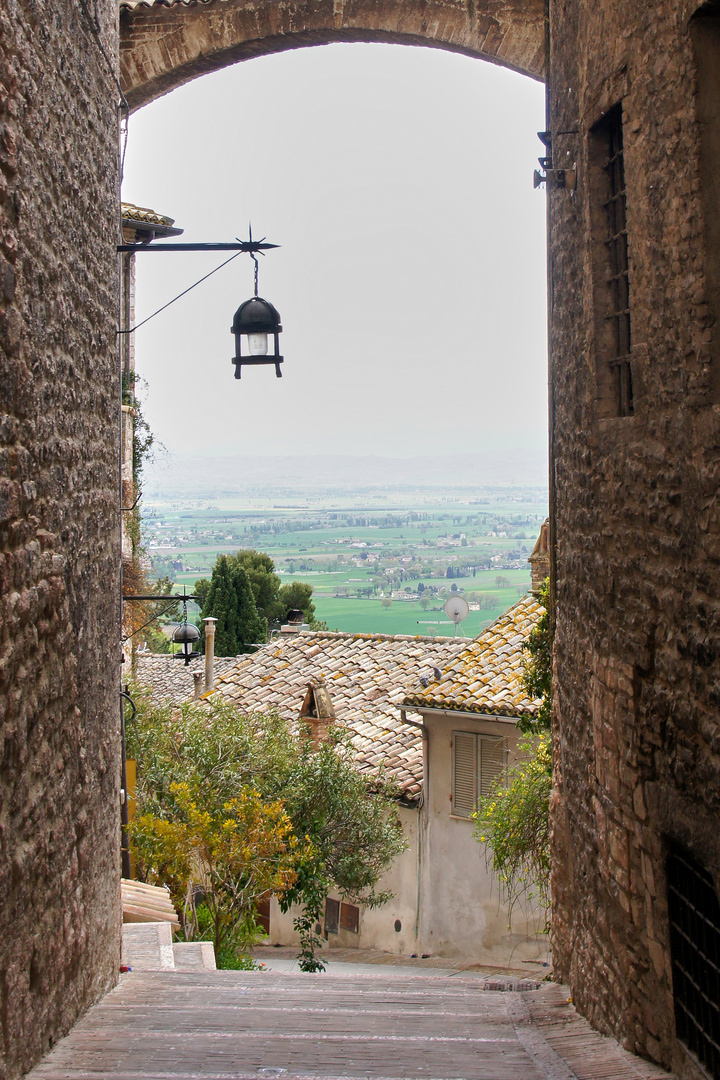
[134,654,238,705]
[402,594,542,719]
[136,632,467,802]
[121,201,176,228]
[120,0,212,11]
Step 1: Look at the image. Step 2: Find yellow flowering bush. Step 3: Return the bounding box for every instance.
[132,782,303,961]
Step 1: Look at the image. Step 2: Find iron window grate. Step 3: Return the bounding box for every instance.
[602,106,633,416]
[667,846,720,1079]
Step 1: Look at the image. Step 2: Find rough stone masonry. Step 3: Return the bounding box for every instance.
[548,2,720,1077]
[0,0,121,1075]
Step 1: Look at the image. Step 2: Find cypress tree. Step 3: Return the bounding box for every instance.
[201,555,267,656]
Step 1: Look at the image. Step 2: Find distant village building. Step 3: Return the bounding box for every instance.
[528,518,550,595]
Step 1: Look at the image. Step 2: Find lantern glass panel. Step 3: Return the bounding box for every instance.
[248,332,269,356]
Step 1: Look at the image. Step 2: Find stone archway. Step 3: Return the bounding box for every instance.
[120,0,546,112]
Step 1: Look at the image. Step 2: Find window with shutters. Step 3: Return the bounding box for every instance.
[452,731,508,818]
[340,902,360,934]
[324,897,340,935]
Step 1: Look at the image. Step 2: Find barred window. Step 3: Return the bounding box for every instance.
[452,731,508,818]
[690,9,720,400]
[590,103,634,417]
[667,845,720,1078]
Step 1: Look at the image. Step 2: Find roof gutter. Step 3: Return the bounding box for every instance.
[399,709,426,736]
[407,706,523,726]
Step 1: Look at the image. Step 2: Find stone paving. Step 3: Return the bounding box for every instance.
[252,944,548,987]
[28,968,676,1080]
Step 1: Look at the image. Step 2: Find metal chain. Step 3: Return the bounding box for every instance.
[253,254,259,297]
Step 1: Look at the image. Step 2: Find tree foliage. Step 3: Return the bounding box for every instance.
[277,730,406,967]
[235,549,283,624]
[520,581,552,734]
[127,690,407,970]
[473,734,551,930]
[195,550,319,642]
[277,580,315,626]
[133,782,302,961]
[199,555,267,656]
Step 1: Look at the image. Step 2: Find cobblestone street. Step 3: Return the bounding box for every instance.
[28,969,675,1080]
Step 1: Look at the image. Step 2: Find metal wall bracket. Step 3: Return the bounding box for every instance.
[533,166,577,191]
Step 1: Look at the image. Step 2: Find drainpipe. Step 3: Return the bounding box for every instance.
[400,710,428,944]
[204,617,217,692]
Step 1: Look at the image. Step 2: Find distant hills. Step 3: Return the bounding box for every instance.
[143,449,549,498]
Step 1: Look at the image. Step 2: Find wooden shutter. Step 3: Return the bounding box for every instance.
[340,902,360,933]
[452,732,477,817]
[478,735,508,797]
[324,897,340,935]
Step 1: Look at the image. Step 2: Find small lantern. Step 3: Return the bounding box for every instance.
[231,296,283,379]
[172,620,201,665]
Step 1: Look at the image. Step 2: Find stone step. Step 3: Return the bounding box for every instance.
[172,941,217,970]
[121,921,176,971]
[27,971,677,1080]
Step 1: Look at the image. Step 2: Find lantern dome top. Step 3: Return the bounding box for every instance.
[232,296,282,335]
[172,622,200,645]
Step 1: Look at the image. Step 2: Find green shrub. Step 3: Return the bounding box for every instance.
[473,733,551,929]
[473,580,553,928]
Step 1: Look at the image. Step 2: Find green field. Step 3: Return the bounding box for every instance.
[308,573,530,636]
[146,491,546,638]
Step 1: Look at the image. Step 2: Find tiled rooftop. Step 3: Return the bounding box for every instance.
[120,0,212,11]
[135,633,468,802]
[134,605,541,800]
[403,593,542,719]
[212,632,469,802]
[134,653,239,705]
[121,202,176,227]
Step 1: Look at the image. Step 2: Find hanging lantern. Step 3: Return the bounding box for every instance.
[231,296,283,379]
[172,620,201,665]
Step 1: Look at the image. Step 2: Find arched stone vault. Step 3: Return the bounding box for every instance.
[120,0,546,112]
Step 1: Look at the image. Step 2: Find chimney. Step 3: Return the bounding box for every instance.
[299,678,336,749]
[193,672,204,700]
[280,608,305,636]
[528,518,550,594]
[203,617,217,692]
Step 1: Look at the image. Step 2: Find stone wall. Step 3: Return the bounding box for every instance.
[119,0,545,111]
[0,0,121,1073]
[548,2,720,1076]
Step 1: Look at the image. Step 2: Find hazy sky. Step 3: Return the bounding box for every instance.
[122,44,547,461]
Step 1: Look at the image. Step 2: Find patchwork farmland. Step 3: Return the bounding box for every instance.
[143,488,548,638]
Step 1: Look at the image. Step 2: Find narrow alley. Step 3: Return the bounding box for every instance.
[28,967,675,1080]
